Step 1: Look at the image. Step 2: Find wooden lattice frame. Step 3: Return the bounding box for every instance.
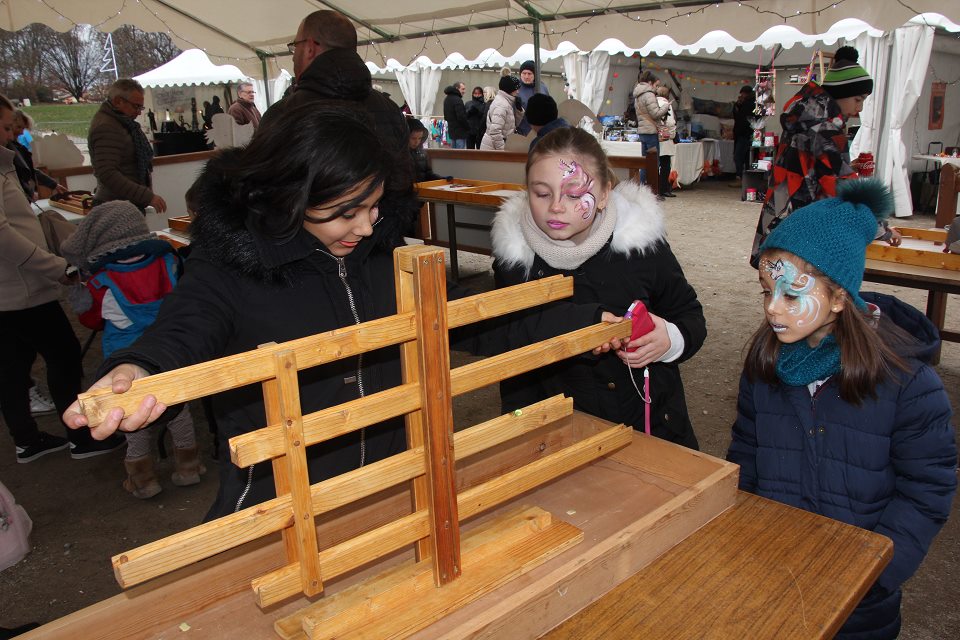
[77,245,632,633]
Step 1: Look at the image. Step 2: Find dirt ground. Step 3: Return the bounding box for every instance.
[1,180,958,638]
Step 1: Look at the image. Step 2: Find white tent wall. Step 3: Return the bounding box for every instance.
[144,85,232,127]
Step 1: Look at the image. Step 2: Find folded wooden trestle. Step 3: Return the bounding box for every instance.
[76,245,633,639]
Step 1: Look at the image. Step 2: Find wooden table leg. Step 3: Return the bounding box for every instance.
[446,203,459,283]
[926,290,948,365]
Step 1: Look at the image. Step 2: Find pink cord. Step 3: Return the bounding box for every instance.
[643,367,651,435]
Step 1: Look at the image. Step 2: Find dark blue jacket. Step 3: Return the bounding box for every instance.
[529,117,569,150]
[727,293,957,639]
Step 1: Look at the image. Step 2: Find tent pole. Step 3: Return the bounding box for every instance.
[533,20,541,89]
[258,50,271,105]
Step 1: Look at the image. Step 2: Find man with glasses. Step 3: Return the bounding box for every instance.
[261,10,416,242]
[227,82,261,130]
[88,78,167,214]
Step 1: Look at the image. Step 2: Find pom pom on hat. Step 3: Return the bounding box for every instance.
[821,46,873,100]
[525,93,558,126]
[61,200,156,271]
[499,75,521,93]
[760,178,892,310]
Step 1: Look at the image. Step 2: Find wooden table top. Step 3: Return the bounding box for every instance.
[543,491,892,640]
[864,258,960,292]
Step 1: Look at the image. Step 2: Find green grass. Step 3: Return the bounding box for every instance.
[23,103,100,139]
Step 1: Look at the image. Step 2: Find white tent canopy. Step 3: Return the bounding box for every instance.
[133,48,247,88]
[3,0,958,78]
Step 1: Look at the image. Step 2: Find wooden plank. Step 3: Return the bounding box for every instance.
[540,493,891,640]
[936,163,958,228]
[395,246,433,564]
[893,226,947,242]
[114,398,575,588]
[250,425,631,607]
[450,321,632,396]
[273,350,323,597]
[260,343,298,572]
[866,241,960,271]
[275,506,553,640]
[79,278,574,428]
[301,510,583,640]
[412,249,461,586]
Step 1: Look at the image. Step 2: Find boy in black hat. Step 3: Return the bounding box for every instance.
[524,94,568,150]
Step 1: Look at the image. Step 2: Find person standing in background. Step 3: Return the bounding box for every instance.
[227,82,262,130]
[0,92,125,463]
[88,79,167,214]
[480,76,523,151]
[633,70,669,192]
[655,85,677,198]
[516,60,550,136]
[465,86,486,150]
[730,85,756,189]
[442,82,470,149]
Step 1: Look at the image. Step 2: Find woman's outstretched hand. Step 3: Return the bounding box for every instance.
[62,364,167,441]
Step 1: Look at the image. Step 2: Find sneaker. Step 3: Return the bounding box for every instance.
[16,432,70,463]
[29,386,56,416]
[70,434,126,460]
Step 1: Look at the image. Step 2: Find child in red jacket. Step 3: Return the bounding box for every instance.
[62,201,205,498]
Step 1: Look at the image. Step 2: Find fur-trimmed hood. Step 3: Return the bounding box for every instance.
[491,180,666,274]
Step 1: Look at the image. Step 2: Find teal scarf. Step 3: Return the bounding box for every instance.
[776,334,841,386]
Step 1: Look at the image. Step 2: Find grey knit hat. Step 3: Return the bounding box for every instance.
[61,200,154,270]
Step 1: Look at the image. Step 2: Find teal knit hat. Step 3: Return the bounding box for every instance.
[821,46,873,99]
[760,179,893,310]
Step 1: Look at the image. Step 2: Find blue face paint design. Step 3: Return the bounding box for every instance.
[762,258,822,326]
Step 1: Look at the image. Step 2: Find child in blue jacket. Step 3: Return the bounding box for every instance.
[62,201,205,499]
[728,179,957,639]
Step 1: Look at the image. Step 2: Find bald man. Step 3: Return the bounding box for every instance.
[261,11,415,242]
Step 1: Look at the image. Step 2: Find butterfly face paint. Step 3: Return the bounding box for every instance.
[527,153,609,245]
[758,252,840,346]
[558,159,598,220]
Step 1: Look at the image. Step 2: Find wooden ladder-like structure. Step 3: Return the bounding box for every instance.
[77,245,632,639]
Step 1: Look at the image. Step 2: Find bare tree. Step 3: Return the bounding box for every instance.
[109,26,181,78]
[0,25,57,101]
[44,26,101,101]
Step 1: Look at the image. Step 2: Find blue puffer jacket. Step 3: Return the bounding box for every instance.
[727,292,957,640]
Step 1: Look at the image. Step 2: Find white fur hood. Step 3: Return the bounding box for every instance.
[491,180,666,272]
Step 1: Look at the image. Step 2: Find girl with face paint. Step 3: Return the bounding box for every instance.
[491,127,706,449]
[729,180,956,640]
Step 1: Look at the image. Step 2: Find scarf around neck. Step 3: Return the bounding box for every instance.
[519,202,618,271]
[112,105,154,188]
[776,334,841,387]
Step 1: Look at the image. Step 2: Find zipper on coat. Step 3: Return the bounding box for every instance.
[319,250,366,468]
[235,464,256,512]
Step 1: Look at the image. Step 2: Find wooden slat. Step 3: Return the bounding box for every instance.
[395,247,433,563]
[866,242,960,271]
[893,226,948,242]
[451,321,632,395]
[273,351,323,597]
[251,424,631,607]
[260,343,298,568]
[412,249,461,586]
[78,278,573,427]
[230,383,421,468]
[300,509,582,640]
[113,397,573,588]
[78,313,418,426]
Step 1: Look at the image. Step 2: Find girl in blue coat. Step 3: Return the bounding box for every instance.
[728,179,957,639]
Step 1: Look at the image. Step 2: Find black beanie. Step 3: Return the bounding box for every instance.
[499,75,521,93]
[520,60,536,74]
[525,94,558,126]
[821,46,873,100]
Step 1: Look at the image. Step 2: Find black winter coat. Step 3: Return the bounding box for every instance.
[465,96,485,138]
[260,48,417,242]
[442,86,470,141]
[491,182,706,448]
[101,152,602,520]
